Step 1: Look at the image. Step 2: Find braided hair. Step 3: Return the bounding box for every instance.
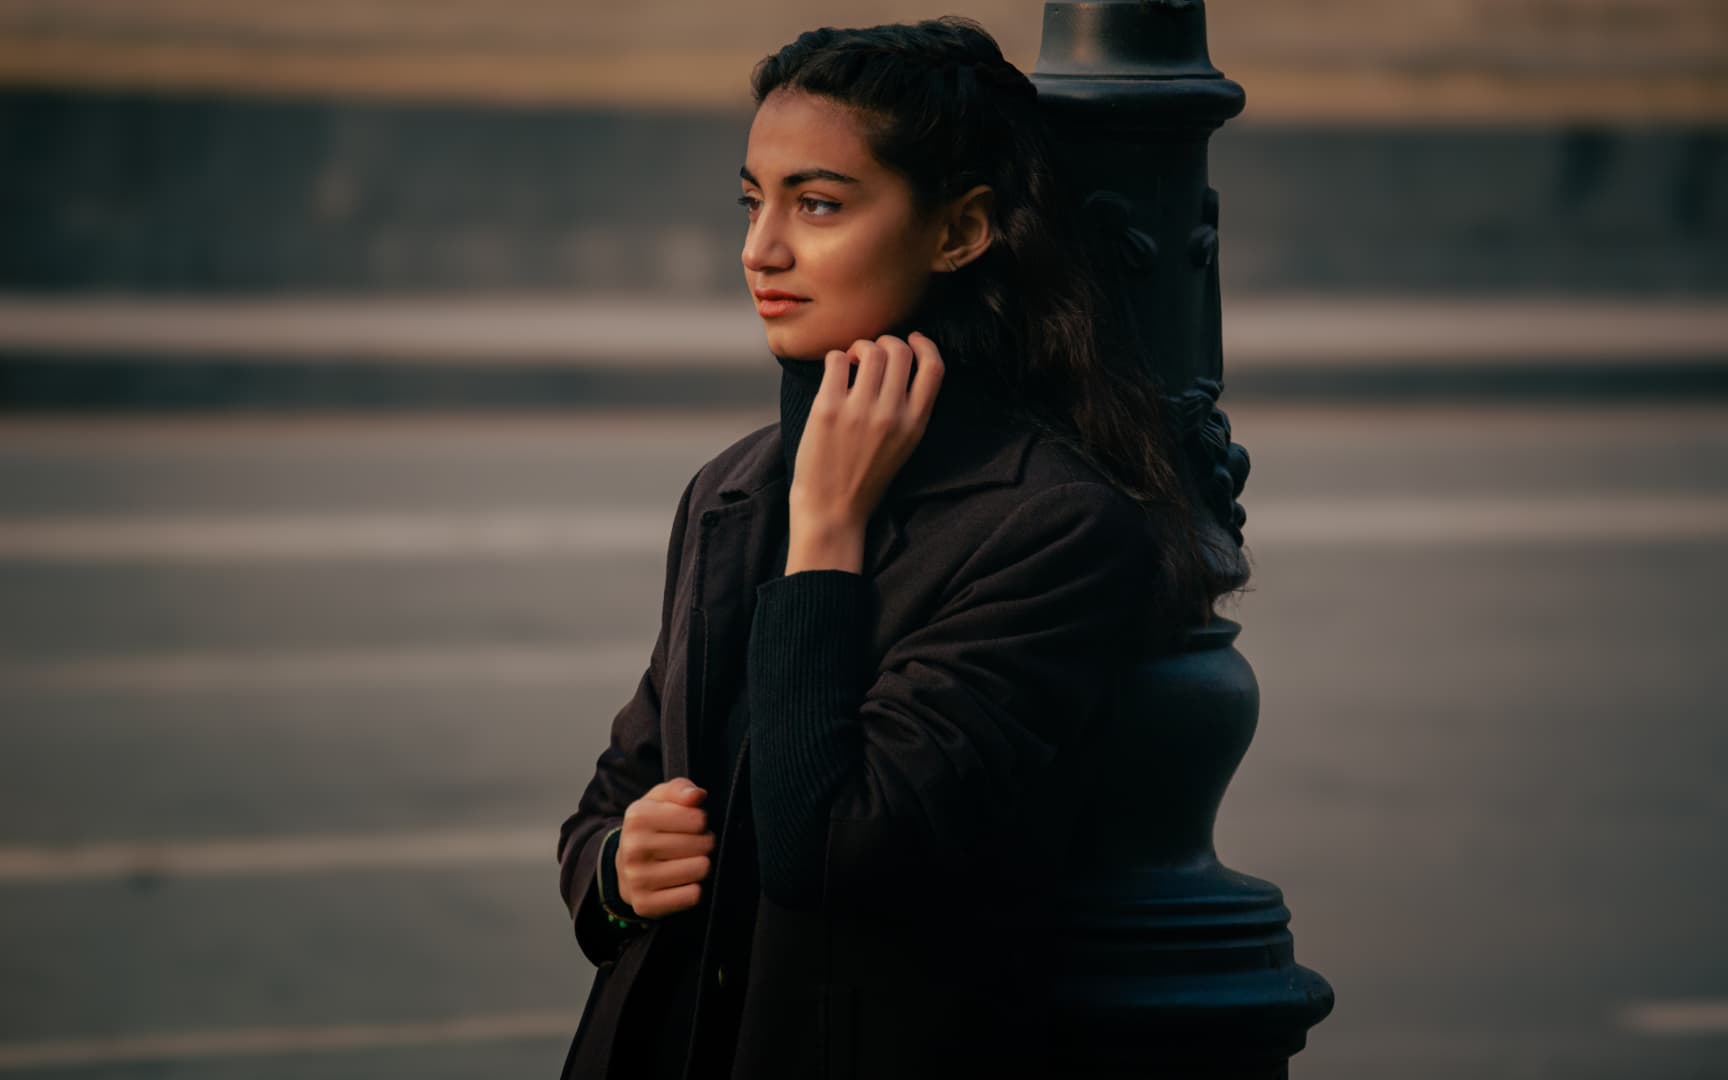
[750,16,1239,625]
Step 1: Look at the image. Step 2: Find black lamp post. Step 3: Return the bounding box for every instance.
[1031,3,1335,1075]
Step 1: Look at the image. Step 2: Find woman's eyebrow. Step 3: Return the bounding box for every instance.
[739,165,860,187]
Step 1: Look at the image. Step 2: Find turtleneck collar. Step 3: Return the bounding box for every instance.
[775,354,825,484]
[773,350,1013,491]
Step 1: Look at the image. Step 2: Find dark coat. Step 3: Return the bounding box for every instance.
[557,397,1170,1080]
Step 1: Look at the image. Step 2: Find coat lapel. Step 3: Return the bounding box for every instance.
[682,477,784,778]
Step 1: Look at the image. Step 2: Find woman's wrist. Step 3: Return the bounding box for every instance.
[595,825,651,932]
[786,516,866,575]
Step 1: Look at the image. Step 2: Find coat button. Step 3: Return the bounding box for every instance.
[715,965,727,989]
[700,510,719,526]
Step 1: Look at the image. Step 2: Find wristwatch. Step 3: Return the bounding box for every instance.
[595,825,651,931]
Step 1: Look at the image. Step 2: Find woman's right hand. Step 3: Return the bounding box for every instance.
[617,779,715,918]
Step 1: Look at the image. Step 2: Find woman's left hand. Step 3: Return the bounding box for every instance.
[787,331,944,573]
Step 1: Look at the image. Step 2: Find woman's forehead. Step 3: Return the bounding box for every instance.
[744,92,880,182]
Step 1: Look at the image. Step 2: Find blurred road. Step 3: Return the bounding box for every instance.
[2,403,1727,1078]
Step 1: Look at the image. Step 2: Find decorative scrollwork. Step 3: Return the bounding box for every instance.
[1165,376,1249,547]
[1079,186,1248,552]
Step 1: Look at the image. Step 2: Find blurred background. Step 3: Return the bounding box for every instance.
[0,1,1724,1077]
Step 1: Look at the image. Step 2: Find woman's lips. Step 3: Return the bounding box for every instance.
[756,297,810,318]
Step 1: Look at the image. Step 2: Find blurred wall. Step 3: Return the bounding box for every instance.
[1,0,1723,295]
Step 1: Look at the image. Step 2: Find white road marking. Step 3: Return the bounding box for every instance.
[1,496,1726,561]
[0,296,766,365]
[1,295,1723,363]
[0,645,644,692]
[1222,296,1728,364]
[1243,495,1728,546]
[0,825,550,883]
[0,509,669,560]
[0,1012,573,1070]
[1617,999,1728,1035]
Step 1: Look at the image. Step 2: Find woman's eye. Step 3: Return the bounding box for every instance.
[735,194,840,217]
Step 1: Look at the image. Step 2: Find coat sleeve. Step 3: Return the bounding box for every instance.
[746,480,1156,912]
[557,464,701,965]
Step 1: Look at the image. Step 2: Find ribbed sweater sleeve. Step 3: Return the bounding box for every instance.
[745,568,875,908]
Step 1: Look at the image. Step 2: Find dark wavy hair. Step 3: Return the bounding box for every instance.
[751,15,1242,628]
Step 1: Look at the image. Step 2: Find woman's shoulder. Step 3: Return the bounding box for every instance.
[906,420,1160,558]
[680,419,782,504]
[1018,429,1129,497]
[980,423,1148,529]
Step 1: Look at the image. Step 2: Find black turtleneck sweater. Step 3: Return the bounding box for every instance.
[733,351,839,843]
[744,356,878,908]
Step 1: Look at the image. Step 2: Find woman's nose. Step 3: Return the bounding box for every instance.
[740,218,790,273]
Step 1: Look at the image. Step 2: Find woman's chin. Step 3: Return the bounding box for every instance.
[762,329,822,362]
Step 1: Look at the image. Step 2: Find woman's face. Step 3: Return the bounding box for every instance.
[739,89,945,361]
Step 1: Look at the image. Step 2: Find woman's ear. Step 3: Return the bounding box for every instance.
[931,184,994,272]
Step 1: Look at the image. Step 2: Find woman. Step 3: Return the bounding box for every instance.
[556,16,1236,1080]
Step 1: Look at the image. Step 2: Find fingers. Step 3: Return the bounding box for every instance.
[631,828,715,861]
[618,839,711,917]
[827,335,925,412]
[629,853,713,892]
[848,338,886,400]
[905,331,945,432]
[624,791,707,835]
[819,349,850,409]
[623,798,706,835]
[644,778,706,806]
[631,882,702,919]
[874,335,914,409]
